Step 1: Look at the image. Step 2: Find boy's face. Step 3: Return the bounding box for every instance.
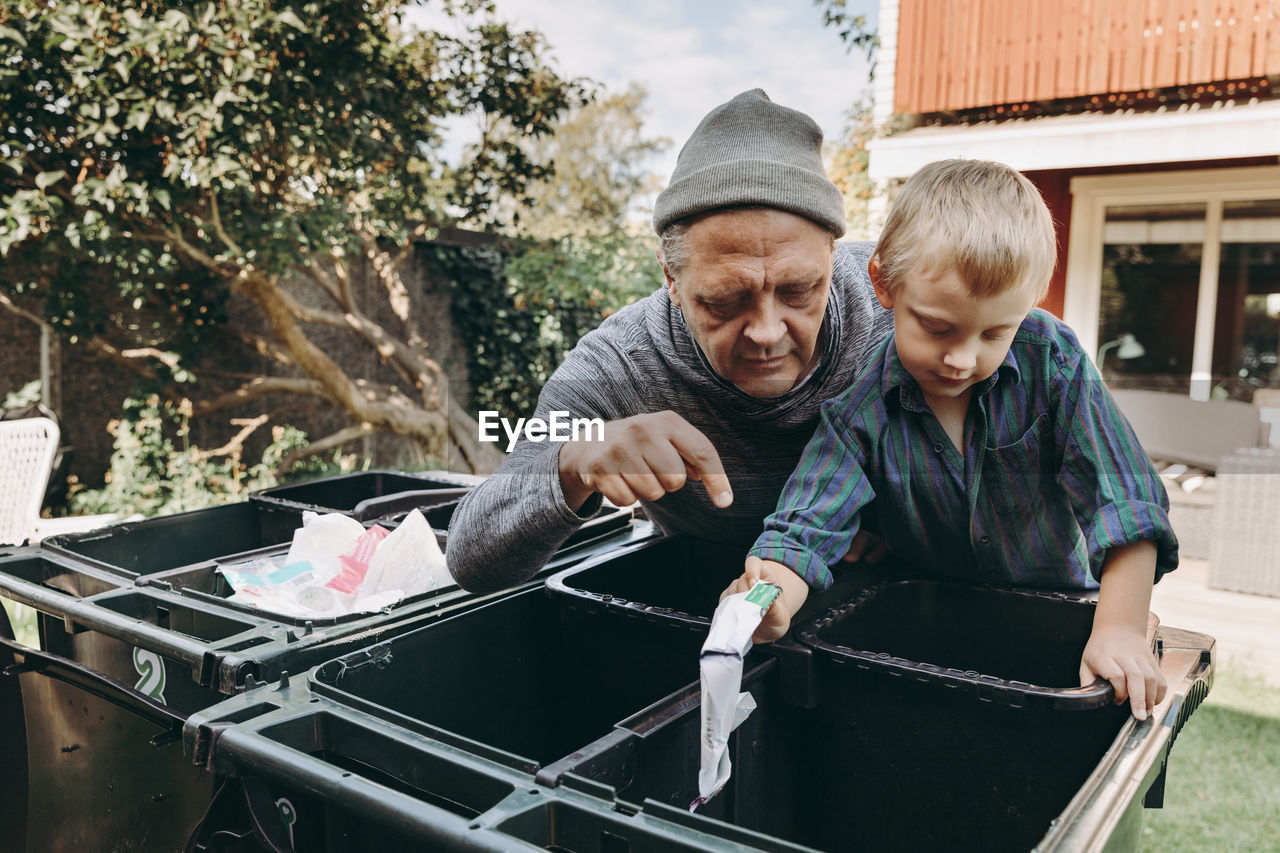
[869,258,1036,407]
[665,208,834,398]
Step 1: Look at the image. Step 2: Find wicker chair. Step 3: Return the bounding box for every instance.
[1209,447,1280,598]
[0,416,116,546]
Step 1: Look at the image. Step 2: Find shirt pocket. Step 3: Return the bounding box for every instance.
[983,414,1052,515]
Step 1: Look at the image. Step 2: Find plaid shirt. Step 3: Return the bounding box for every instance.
[751,309,1178,591]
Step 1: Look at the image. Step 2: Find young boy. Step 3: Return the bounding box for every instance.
[731,159,1178,720]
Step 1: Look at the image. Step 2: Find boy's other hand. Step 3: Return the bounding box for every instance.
[1079,623,1167,721]
[721,557,806,644]
[841,529,888,564]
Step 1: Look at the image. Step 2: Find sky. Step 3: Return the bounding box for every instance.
[403,0,880,190]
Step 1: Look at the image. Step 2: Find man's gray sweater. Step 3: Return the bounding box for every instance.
[447,242,894,592]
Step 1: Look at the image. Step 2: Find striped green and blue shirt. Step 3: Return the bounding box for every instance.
[751,309,1178,591]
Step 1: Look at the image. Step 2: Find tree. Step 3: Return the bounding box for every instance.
[497,83,669,242]
[0,0,590,473]
[496,82,669,348]
[450,82,669,427]
[814,0,878,71]
[826,94,878,240]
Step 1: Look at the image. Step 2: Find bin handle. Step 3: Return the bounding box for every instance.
[351,488,471,522]
[0,572,230,675]
[0,635,185,735]
[213,724,516,852]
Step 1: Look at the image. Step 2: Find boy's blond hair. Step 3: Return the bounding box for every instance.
[874,159,1057,302]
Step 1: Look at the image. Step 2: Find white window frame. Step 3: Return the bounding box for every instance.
[1064,165,1280,400]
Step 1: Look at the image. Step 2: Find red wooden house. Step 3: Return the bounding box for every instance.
[868,0,1280,406]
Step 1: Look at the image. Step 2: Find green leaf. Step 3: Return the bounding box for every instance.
[0,25,27,48]
[276,10,307,31]
[35,171,66,191]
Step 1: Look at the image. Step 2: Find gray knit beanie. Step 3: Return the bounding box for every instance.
[652,88,846,237]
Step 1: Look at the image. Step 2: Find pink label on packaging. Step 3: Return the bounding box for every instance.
[326,525,390,593]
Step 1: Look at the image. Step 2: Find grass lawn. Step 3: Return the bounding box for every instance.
[1140,664,1280,852]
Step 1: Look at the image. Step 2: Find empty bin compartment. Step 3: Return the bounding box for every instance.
[311,583,710,771]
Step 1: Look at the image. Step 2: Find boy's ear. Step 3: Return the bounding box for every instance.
[868,256,894,310]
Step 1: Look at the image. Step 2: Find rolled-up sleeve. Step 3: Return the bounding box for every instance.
[750,403,876,590]
[1055,355,1179,581]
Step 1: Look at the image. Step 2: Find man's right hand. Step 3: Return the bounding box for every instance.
[558,411,734,512]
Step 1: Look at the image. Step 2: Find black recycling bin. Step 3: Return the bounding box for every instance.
[0,549,264,852]
[248,469,476,541]
[544,535,858,708]
[547,579,1215,853]
[182,564,1214,853]
[1,507,644,853]
[44,500,305,581]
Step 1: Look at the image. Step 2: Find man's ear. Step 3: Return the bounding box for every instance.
[868,255,893,310]
[658,248,680,306]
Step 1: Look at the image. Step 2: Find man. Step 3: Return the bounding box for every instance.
[447,89,894,593]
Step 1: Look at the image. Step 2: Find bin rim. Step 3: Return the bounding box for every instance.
[543,534,713,631]
[795,578,1117,711]
[248,469,480,509]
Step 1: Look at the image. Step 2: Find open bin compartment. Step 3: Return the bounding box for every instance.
[310,582,712,772]
[130,504,633,626]
[249,469,475,540]
[187,705,527,852]
[545,536,750,686]
[0,549,130,601]
[0,552,269,853]
[184,688,795,853]
[44,500,305,580]
[546,579,1211,853]
[427,500,635,554]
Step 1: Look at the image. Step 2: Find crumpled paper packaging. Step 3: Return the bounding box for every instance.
[691,580,782,811]
[217,508,451,618]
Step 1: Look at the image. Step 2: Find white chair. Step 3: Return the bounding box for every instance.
[0,416,117,546]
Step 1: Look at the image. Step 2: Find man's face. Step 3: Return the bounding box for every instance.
[665,208,834,398]
[870,258,1035,409]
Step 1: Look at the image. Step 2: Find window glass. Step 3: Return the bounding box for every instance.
[1211,199,1280,401]
[1098,203,1207,392]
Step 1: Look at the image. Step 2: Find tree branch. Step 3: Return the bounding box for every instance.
[0,292,52,331]
[275,423,376,473]
[365,235,414,326]
[208,191,244,258]
[190,375,329,416]
[82,336,183,401]
[236,270,451,453]
[301,256,346,307]
[190,414,270,462]
[270,275,442,399]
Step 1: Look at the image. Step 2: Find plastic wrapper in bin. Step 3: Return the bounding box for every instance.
[218,509,452,618]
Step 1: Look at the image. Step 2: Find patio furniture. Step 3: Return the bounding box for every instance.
[0,416,116,547]
[1109,389,1271,471]
[1110,389,1273,564]
[1209,447,1280,598]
